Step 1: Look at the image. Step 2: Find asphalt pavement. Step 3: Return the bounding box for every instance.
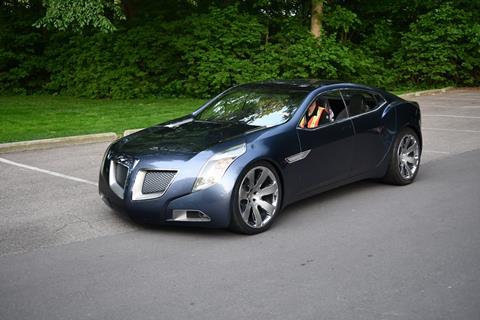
[1,89,479,319]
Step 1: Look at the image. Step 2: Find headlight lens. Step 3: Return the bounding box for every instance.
[192,143,246,192]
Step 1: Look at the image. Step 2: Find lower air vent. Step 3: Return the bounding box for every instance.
[115,163,128,188]
[109,160,129,199]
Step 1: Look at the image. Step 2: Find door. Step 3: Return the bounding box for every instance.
[341,89,392,176]
[294,90,355,195]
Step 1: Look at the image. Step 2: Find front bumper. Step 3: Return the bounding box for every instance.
[98,152,237,228]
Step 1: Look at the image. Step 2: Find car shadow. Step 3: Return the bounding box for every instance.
[274,162,435,228]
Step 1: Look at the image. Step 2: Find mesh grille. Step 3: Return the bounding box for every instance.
[142,171,176,194]
[115,163,128,188]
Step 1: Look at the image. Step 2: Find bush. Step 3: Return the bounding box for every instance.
[43,6,268,98]
[166,6,266,97]
[1,3,478,99]
[44,24,169,99]
[0,5,48,94]
[393,3,480,86]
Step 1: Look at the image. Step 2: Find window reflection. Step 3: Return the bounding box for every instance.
[197,88,307,127]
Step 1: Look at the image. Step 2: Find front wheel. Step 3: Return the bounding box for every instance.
[230,162,282,234]
[383,128,421,185]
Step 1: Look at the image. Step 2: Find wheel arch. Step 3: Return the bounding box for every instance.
[405,125,423,150]
[395,100,422,150]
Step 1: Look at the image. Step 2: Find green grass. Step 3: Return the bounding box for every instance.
[0,95,205,143]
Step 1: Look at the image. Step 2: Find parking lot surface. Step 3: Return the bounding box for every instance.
[1,89,479,319]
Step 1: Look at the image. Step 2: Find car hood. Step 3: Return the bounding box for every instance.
[112,119,260,158]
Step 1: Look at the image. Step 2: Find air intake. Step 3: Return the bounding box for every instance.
[131,169,177,201]
[142,171,177,194]
[168,210,211,222]
[115,162,128,188]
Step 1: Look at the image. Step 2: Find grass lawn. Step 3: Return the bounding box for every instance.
[0,95,205,143]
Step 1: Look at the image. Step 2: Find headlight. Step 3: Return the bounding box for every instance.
[192,143,246,192]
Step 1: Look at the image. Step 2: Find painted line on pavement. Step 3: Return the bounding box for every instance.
[423,150,450,154]
[423,127,480,133]
[460,105,480,109]
[0,157,98,186]
[423,114,480,119]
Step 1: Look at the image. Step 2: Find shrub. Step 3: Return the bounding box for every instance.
[393,3,480,86]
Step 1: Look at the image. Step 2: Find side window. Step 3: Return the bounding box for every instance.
[341,90,381,117]
[299,90,348,129]
[374,93,386,107]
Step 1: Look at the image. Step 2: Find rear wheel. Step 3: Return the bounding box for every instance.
[383,128,421,185]
[230,162,282,234]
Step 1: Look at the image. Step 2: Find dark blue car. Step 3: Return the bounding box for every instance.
[99,80,422,234]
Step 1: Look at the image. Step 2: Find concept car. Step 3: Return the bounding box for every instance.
[99,80,422,234]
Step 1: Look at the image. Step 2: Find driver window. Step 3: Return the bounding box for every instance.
[299,90,347,129]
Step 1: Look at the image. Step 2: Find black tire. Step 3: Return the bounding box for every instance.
[230,161,282,235]
[383,128,421,185]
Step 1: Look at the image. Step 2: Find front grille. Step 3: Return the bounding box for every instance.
[142,170,176,194]
[115,162,129,188]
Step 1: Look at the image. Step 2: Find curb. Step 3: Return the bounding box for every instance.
[123,128,144,136]
[0,132,118,154]
[399,86,454,98]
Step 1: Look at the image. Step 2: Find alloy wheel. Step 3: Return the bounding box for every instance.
[397,134,420,180]
[238,166,279,228]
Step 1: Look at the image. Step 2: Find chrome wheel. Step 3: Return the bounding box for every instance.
[397,134,420,180]
[238,166,279,228]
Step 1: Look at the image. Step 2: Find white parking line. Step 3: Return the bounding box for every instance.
[0,157,98,186]
[423,127,480,133]
[419,97,480,102]
[423,114,480,119]
[423,150,450,154]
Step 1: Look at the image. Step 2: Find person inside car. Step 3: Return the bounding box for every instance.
[299,97,333,128]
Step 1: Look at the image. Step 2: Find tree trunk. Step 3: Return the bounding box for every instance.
[310,0,323,39]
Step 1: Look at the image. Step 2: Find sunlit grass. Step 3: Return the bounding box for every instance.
[0,95,205,143]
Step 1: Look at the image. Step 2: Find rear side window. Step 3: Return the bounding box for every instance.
[341,90,384,117]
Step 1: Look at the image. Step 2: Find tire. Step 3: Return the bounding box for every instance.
[383,128,421,185]
[230,161,282,234]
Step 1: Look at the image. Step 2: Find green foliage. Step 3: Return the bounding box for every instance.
[44,25,167,99]
[393,3,480,86]
[362,20,397,58]
[1,1,479,99]
[7,0,124,32]
[323,5,360,42]
[0,4,47,94]
[167,6,266,97]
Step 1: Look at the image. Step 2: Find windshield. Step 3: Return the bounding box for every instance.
[196,88,308,127]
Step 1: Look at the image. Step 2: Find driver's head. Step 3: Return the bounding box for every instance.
[317,97,329,110]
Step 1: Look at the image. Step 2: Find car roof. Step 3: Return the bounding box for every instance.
[239,79,344,92]
[237,79,398,101]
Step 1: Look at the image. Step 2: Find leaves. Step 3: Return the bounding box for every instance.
[1,1,479,98]
[393,3,480,85]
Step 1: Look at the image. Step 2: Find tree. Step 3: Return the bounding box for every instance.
[310,0,323,38]
[3,0,124,32]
